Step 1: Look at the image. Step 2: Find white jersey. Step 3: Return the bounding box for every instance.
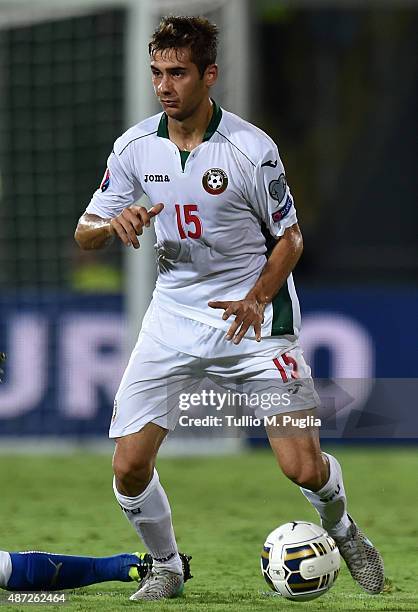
[86,101,301,339]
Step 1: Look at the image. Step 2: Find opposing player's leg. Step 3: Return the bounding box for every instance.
[266,410,384,594]
[0,549,192,592]
[5,552,146,591]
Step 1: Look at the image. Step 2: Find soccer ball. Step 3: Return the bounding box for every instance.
[261,521,340,601]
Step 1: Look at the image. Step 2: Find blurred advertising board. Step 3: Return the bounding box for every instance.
[0,289,416,439]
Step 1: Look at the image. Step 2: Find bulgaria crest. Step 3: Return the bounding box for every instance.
[202,168,228,195]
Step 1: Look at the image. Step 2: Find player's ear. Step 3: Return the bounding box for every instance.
[204,64,218,87]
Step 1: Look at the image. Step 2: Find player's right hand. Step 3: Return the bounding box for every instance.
[110,203,164,249]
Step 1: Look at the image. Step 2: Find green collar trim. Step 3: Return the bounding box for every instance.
[203,99,222,141]
[179,150,190,170]
[157,112,169,138]
[157,99,222,142]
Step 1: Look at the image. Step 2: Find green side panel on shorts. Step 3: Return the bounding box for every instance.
[271,281,294,336]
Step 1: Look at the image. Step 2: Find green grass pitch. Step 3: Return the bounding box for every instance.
[0,446,416,611]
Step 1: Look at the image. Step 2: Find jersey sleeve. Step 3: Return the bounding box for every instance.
[85,149,143,218]
[250,145,298,238]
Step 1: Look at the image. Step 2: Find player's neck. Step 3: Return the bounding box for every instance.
[167,98,213,152]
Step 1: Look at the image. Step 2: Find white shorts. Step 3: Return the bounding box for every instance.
[109,302,319,438]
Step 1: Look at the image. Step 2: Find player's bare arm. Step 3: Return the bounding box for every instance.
[247,222,303,305]
[208,223,303,344]
[74,204,164,250]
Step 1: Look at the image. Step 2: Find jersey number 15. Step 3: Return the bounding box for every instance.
[175,204,202,239]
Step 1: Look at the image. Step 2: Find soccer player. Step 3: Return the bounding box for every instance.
[0,549,191,591]
[74,16,384,601]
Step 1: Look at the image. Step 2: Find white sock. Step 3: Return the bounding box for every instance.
[0,551,12,588]
[300,452,351,537]
[113,470,182,575]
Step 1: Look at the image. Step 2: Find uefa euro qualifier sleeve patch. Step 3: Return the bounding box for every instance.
[99,168,111,192]
[272,195,293,223]
[268,173,287,203]
[202,168,228,195]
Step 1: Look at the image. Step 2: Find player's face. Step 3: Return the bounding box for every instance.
[151,47,217,121]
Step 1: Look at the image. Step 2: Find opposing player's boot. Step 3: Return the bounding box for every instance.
[128,553,152,581]
[129,568,184,601]
[333,515,384,594]
[128,552,193,583]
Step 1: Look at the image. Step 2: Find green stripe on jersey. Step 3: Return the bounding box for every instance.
[271,280,294,336]
[260,222,294,336]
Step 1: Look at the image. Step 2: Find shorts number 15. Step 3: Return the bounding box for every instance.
[175,204,202,239]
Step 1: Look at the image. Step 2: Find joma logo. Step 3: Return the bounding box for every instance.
[144,174,170,183]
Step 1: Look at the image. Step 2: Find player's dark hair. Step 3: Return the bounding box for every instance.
[149,16,218,77]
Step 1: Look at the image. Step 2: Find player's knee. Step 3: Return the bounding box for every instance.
[112,453,154,495]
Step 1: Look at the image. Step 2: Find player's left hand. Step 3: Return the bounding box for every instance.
[208,299,265,344]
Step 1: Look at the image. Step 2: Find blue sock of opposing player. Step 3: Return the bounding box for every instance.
[6,552,142,591]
